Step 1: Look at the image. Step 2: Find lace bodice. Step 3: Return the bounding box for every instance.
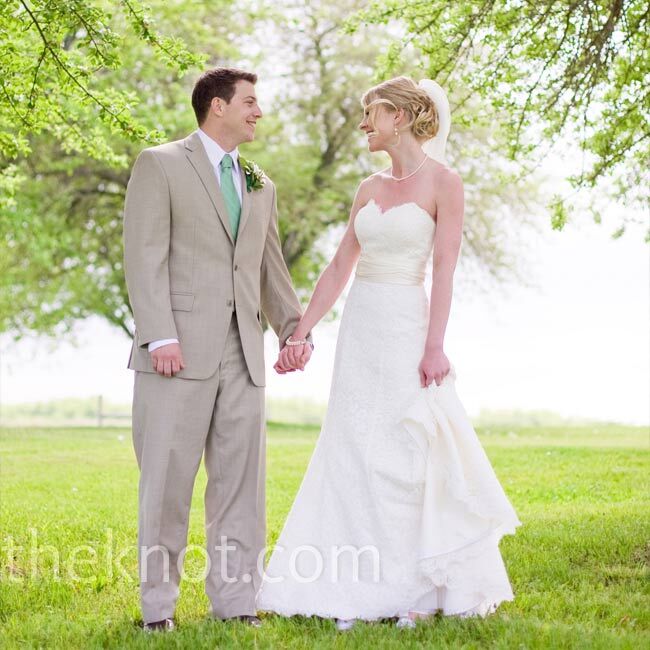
[354,199,436,285]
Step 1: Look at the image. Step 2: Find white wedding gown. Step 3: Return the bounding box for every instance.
[256,199,522,620]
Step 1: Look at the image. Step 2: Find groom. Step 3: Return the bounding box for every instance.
[123,67,312,631]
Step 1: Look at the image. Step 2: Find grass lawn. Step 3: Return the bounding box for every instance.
[0,422,648,648]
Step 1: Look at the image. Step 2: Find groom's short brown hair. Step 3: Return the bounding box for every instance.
[191,67,258,125]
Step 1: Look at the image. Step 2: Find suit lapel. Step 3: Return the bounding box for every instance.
[184,132,234,246]
[236,170,252,246]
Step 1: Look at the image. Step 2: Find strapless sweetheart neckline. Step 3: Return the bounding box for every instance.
[359,199,435,223]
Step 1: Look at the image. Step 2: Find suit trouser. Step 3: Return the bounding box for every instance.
[132,312,266,622]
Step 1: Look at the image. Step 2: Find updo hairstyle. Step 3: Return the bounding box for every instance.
[361,76,439,141]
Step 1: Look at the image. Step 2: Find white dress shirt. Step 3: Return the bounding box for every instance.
[148,129,242,353]
[196,127,243,203]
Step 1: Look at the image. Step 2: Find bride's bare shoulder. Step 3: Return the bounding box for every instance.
[353,172,385,208]
[361,169,390,187]
[431,160,461,181]
[426,160,463,196]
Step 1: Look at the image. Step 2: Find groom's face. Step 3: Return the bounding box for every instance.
[219,80,263,145]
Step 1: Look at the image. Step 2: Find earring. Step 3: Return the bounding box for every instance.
[392,127,401,146]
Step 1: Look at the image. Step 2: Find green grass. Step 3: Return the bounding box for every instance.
[0,423,648,649]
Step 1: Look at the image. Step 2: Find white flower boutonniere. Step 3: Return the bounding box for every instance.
[239,156,266,192]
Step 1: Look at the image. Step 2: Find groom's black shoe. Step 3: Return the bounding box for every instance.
[143,618,175,633]
[225,615,262,627]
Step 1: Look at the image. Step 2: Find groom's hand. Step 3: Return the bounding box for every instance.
[274,347,296,374]
[151,342,186,377]
[281,343,312,371]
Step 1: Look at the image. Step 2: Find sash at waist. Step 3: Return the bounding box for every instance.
[355,258,425,286]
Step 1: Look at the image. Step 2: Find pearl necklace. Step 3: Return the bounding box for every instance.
[390,154,428,181]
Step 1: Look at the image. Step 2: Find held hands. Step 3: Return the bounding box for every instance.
[150,337,311,377]
[419,347,450,388]
[273,336,312,374]
[151,342,185,377]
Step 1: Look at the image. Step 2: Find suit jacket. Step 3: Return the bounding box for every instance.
[122,131,307,386]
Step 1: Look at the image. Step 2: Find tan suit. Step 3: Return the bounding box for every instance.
[123,131,307,622]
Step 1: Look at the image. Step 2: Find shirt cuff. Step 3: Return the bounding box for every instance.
[148,338,179,352]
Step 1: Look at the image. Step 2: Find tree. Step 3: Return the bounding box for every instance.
[351,0,649,238]
[0,0,205,206]
[0,0,235,337]
[245,0,542,303]
[241,0,386,293]
[0,0,545,340]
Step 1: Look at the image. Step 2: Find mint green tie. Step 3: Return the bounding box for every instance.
[219,154,241,241]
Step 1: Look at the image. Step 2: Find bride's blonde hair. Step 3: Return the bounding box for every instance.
[362,76,439,142]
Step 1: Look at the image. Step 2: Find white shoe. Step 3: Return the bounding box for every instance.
[335,618,357,632]
[396,616,416,629]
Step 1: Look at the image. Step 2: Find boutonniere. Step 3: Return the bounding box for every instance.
[239,156,266,192]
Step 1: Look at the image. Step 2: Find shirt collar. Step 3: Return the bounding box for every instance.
[197,128,240,172]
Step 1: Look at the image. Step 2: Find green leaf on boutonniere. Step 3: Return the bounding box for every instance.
[239,156,266,192]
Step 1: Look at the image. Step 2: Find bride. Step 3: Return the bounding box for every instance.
[256,76,522,630]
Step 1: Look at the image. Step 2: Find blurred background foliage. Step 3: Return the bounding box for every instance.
[0,0,646,340]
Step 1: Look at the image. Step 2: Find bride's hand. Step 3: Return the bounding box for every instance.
[419,348,450,387]
[285,341,312,371]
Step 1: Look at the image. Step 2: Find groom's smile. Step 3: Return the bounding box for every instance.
[228,80,263,144]
[207,79,263,148]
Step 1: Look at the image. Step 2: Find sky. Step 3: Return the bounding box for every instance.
[1,204,648,425]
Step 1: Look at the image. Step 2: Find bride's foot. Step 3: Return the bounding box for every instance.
[396,615,416,629]
[335,618,357,632]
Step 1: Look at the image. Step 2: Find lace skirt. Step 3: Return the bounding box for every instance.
[256,279,522,620]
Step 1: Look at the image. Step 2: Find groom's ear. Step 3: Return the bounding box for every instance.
[210,96,226,117]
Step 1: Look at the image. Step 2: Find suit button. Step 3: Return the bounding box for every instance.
[227,299,233,307]
[234,264,239,271]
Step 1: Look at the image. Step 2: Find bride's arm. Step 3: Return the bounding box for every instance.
[289,185,368,342]
[420,169,464,386]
